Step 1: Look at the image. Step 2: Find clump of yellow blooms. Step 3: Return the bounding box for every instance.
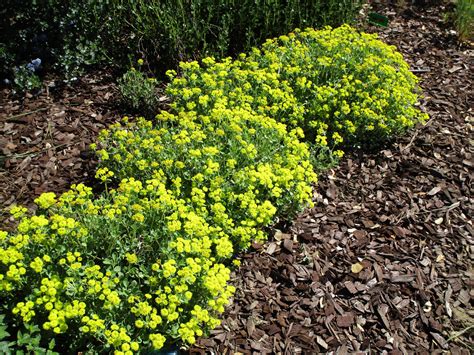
[167,25,427,153]
[0,25,426,353]
[1,177,239,352]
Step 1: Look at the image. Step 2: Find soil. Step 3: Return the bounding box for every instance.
[0,1,472,354]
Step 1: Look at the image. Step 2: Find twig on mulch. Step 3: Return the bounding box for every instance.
[5,107,49,121]
[399,117,434,152]
[4,143,71,160]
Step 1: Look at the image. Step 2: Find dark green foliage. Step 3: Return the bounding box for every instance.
[0,315,58,354]
[0,0,365,81]
[0,0,126,81]
[118,65,160,117]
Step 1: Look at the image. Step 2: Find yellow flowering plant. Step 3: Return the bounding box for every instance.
[1,180,237,353]
[1,25,427,353]
[2,105,316,352]
[96,109,317,249]
[167,25,427,152]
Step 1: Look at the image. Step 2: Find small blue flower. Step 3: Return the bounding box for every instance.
[31,58,41,69]
[26,58,41,72]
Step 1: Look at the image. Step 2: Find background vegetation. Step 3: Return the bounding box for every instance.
[0,0,365,84]
[454,0,474,42]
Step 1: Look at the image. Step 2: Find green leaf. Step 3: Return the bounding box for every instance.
[368,12,389,27]
[0,329,9,340]
[0,343,10,353]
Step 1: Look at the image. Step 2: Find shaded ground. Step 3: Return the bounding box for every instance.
[190,3,473,354]
[0,2,472,354]
[0,70,123,227]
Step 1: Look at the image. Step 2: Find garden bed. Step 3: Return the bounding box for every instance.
[188,4,473,354]
[0,2,472,353]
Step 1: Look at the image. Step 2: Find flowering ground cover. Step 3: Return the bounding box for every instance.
[0,1,472,353]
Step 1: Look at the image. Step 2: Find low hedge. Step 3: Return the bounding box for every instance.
[0,26,425,353]
[1,0,365,83]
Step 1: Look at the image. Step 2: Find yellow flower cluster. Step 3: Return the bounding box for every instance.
[98,103,316,237]
[9,206,28,219]
[1,166,242,352]
[95,167,115,182]
[167,25,426,154]
[257,25,427,146]
[34,192,57,209]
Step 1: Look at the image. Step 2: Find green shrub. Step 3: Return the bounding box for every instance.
[1,0,365,80]
[0,314,58,354]
[127,0,365,66]
[118,61,160,116]
[455,0,474,42]
[12,65,42,94]
[0,0,121,79]
[0,44,14,77]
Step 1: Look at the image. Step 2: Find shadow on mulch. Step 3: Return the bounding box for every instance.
[189,3,473,354]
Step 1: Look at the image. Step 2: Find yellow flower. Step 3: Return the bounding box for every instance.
[132,213,144,223]
[34,192,56,209]
[125,253,138,264]
[232,259,241,267]
[149,333,166,349]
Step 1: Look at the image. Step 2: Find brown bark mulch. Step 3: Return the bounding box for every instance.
[190,3,473,354]
[0,70,122,227]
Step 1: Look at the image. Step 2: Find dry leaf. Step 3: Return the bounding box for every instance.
[351,262,364,274]
[316,335,328,349]
[427,185,442,195]
[5,142,17,150]
[266,243,277,255]
[246,318,255,337]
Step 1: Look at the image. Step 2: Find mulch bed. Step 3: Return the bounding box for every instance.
[0,70,123,227]
[190,3,473,354]
[0,2,472,354]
